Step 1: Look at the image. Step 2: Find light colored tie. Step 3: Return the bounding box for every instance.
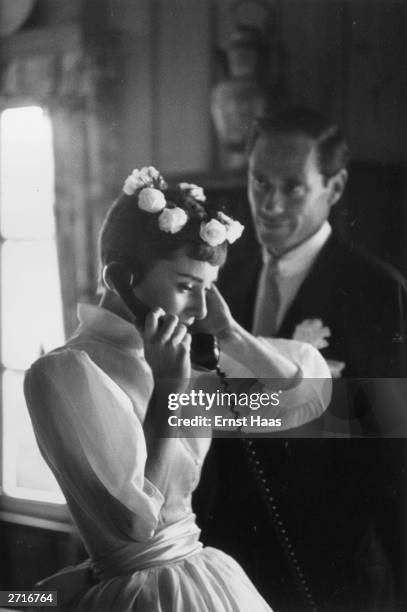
[252,258,281,336]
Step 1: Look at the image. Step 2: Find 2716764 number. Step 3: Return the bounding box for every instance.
[0,591,57,607]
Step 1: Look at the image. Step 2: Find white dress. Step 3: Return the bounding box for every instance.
[24,304,331,612]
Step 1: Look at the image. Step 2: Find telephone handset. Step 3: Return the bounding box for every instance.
[103,262,219,371]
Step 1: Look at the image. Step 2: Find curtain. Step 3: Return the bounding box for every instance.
[1,28,121,336]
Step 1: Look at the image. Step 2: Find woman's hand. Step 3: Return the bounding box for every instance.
[194,285,237,340]
[142,308,190,482]
[143,308,191,394]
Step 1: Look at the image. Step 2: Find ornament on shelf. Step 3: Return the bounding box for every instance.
[0,0,36,37]
[211,0,288,171]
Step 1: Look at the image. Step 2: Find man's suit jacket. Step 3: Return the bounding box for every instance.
[220,233,407,378]
[194,233,407,611]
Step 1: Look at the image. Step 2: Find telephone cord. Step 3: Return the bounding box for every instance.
[215,365,318,612]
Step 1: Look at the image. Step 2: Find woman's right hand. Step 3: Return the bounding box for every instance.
[143,308,191,394]
[194,284,237,341]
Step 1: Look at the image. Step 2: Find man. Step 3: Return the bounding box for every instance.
[195,108,407,611]
[221,107,406,381]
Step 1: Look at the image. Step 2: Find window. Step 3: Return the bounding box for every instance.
[0,106,65,506]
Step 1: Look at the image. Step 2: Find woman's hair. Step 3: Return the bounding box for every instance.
[98,182,229,285]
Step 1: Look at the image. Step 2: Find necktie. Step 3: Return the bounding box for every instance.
[252,258,281,337]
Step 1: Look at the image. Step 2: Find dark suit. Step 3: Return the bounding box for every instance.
[219,233,407,378]
[194,233,407,611]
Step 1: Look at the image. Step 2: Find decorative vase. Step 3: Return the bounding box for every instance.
[211,15,287,171]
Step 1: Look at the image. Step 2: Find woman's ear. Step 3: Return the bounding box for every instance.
[327,169,348,208]
[103,262,139,291]
[130,268,143,288]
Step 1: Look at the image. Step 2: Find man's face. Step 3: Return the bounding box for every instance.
[248,131,336,256]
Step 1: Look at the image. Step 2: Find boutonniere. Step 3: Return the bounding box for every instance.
[293,319,345,378]
[292,318,331,349]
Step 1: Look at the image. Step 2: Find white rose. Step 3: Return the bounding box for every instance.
[123,170,144,195]
[216,212,244,244]
[123,166,166,195]
[179,182,206,202]
[139,166,167,189]
[138,188,166,213]
[226,220,245,243]
[139,166,159,182]
[158,207,188,233]
[199,219,227,246]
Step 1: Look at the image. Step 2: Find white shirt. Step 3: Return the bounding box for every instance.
[23,307,331,607]
[24,304,331,533]
[254,222,332,333]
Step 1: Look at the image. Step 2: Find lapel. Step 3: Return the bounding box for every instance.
[221,233,356,363]
[278,235,349,348]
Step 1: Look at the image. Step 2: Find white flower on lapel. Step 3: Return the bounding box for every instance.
[326,359,346,378]
[292,318,331,349]
[293,319,346,377]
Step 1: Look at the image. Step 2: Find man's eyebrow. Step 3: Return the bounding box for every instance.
[286,177,304,184]
[175,272,204,283]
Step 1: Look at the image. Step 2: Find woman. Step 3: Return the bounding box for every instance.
[24,167,331,611]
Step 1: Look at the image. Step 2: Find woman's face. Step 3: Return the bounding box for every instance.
[134,250,219,326]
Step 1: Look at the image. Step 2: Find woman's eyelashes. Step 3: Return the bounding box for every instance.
[177,283,212,294]
[178,283,194,293]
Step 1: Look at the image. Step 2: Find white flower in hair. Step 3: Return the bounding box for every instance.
[179,182,206,202]
[138,187,166,213]
[123,166,167,195]
[200,219,227,247]
[217,211,245,243]
[158,207,188,233]
[226,220,245,243]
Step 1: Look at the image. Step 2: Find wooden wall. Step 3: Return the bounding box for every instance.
[108,0,214,175]
[3,0,404,174]
[104,0,406,174]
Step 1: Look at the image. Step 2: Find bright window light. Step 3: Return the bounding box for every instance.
[0,106,56,239]
[2,370,65,504]
[1,106,66,504]
[1,240,65,370]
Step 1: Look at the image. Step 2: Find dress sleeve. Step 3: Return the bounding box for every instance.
[24,349,164,541]
[215,336,332,431]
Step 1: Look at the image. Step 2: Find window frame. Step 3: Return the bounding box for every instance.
[0,101,70,527]
[0,22,119,528]
[0,25,84,528]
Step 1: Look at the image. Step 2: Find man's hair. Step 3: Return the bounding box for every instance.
[248,107,349,178]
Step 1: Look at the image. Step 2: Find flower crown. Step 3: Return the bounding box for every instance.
[122,166,244,247]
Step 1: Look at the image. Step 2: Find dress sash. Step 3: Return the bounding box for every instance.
[92,513,203,579]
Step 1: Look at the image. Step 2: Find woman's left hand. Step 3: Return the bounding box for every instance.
[195,285,236,340]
